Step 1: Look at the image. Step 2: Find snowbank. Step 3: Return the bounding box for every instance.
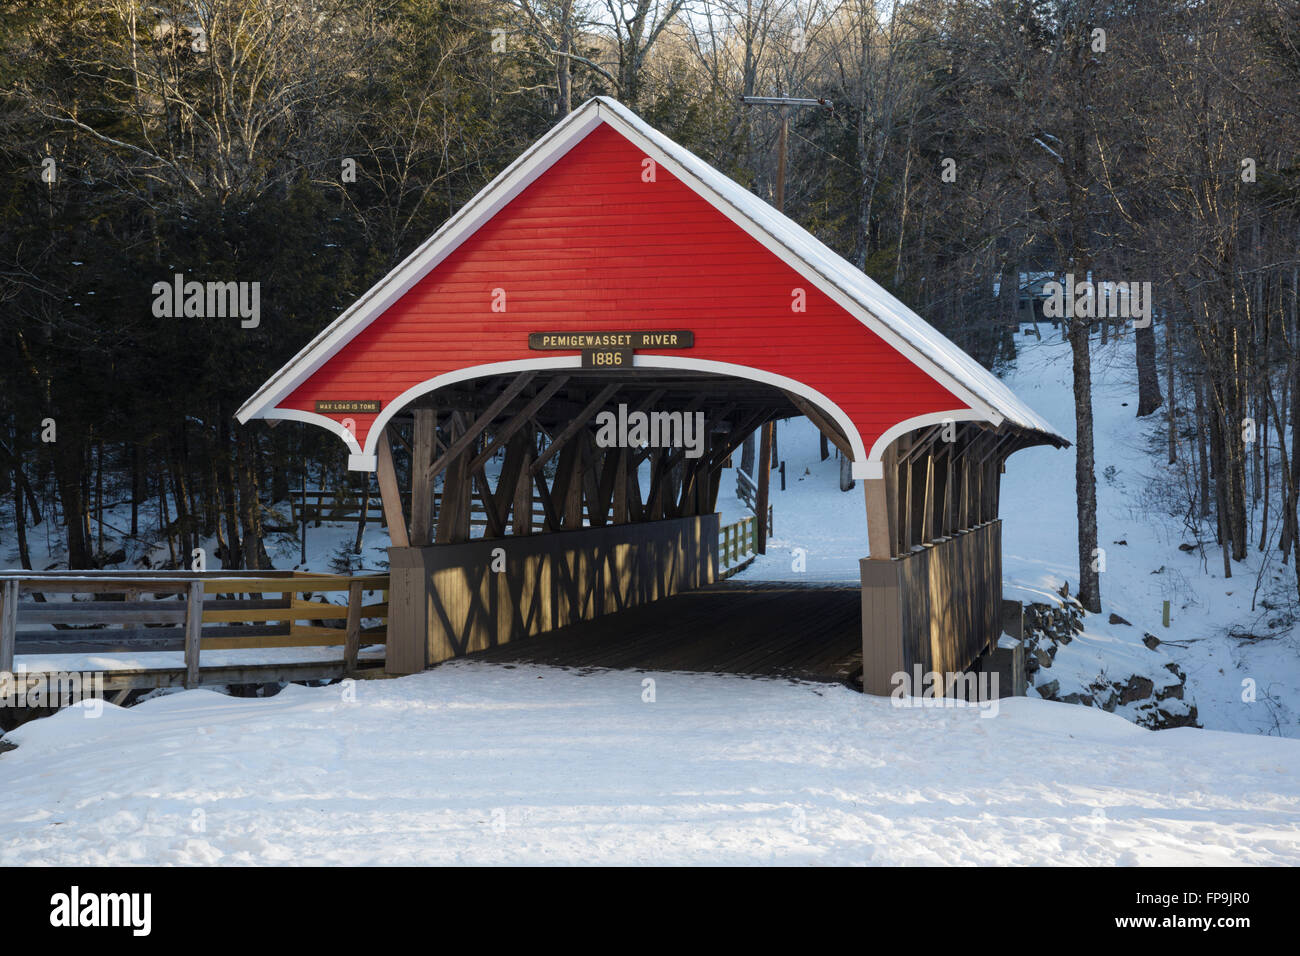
[1,663,1295,865]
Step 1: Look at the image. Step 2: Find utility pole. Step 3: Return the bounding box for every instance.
[740,95,833,214]
[739,96,833,553]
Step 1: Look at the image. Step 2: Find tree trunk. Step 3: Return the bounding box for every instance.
[52,438,92,569]
[1070,319,1102,613]
[1135,320,1162,416]
[1208,400,1232,578]
[1195,373,1211,519]
[11,464,33,571]
[1166,311,1178,464]
[130,443,141,537]
[235,426,269,569]
[839,454,855,492]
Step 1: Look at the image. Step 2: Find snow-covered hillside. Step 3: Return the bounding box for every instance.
[732,324,1300,738]
[1002,328,1300,738]
[1,665,1296,865]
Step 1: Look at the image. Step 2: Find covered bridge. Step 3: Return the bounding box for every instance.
[238,97,1066,694]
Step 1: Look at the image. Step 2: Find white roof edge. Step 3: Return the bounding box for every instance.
[239,95,1065,446]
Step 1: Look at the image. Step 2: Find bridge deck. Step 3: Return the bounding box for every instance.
[466,580,863,685]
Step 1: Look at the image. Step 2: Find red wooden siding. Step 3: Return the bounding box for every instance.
[279,122,969,453]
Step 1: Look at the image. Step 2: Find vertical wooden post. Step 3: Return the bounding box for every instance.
[554,440,584,531]
[409,409,437,545]
[920,451,935,544]
[612,448,629,524]
[755,421,773,554]
[864,478,893,560]
[376,427,410,549]
[511,436,535,536]
[437,452,472,543]
[343,579,364,672]
[184,579,203,688]
[0,578,18,674]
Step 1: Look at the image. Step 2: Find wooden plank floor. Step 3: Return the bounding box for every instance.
[466,580,863,684]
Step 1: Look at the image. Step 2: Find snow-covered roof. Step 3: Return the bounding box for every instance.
[239,96,1065,448]
[598,98,1063,443]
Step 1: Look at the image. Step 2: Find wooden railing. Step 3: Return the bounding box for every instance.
[290,489,547,531]
[0,570,388,686]
[735,468,758,512]
[290,490,401,526]
[718,506,773,577]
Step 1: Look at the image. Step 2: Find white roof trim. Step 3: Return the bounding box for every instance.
[239,96,1064,446]
[342,354,872,476]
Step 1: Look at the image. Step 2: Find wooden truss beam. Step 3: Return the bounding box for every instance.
[425,373,537,484]
[782,390,853,459]
[530,383,621,475]
[375,426,409,548]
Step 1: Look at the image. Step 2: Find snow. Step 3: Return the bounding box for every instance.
[4,322,1300,864]
[1,664,1296,865]
[14,645,384,674]
[1000,326,1300,737]
[714,322,1300,737]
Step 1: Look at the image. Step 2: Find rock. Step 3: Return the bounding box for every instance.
[1061,692,1094,706]
[1152,698,1199,730]
[1108,612,1131,626]
[1036,679,1060,700]
[1117,675,1154,705]
[1157,682,1184,701]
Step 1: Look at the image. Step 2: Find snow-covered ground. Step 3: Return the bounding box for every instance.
[4,323,1300,866]
[2,664,1296,865]
[735,324,1300,738]
[1001,328,1300,738]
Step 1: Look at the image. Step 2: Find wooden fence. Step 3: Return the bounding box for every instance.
[718,506,773,578]
[290,489,548,531]
[735,468,758,512]
[0,570,388,689]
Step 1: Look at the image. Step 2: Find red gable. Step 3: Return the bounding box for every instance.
[240,98,1063,477]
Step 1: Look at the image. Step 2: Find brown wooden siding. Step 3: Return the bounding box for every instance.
[860,520,1002,695]
[386,514,719,673]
